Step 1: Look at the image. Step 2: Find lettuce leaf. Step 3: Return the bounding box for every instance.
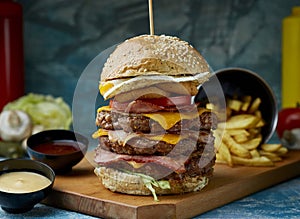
[3,93,72,130]
[127,171,171,201]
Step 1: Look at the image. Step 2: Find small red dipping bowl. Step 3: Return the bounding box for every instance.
[26,130,88,174]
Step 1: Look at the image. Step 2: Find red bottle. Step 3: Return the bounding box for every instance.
[0,0,24,111]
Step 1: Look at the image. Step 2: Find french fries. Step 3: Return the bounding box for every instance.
[212,96,288,167]
[222,132,251,158]
[231,155,274,167]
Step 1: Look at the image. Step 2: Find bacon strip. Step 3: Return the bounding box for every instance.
[94,148,186,173]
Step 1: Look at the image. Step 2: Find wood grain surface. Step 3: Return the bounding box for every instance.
[43,151,300,219]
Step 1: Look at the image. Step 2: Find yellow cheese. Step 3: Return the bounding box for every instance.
[143,109,206,130]
[99,82,114,96]
[147,134,183,145]
[97,105,112,113]
[92,129,108,138]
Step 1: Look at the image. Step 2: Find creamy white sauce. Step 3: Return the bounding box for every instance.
[0,171,51,193]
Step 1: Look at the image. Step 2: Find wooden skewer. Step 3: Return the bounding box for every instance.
[148,0,154,35]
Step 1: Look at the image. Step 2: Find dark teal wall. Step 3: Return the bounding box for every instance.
[18,0,298,108]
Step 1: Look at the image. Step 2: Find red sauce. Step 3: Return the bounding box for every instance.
[32,140,82,155]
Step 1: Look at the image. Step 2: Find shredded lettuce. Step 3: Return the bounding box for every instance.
[3,93,72,130]
[128,172,171,202]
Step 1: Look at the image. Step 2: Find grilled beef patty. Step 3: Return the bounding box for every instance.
[98,129,215,156]
[96,110,217,133]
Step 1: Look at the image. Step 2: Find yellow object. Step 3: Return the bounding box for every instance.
[145,133,183,145]
[282,6,300,108]
[143,111,199,130]
[99,82,114,96]
[97,105,112,112]
[92,129,108,138]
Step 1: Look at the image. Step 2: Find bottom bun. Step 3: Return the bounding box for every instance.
[94,167,209,196]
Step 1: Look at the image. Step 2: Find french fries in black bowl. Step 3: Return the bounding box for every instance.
[195,67,288,167]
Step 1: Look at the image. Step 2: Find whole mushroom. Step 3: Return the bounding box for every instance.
[0,110,32,141]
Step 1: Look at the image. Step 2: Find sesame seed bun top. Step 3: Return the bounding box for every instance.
[101,34,210,82]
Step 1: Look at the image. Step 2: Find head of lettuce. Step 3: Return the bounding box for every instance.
[3,93,72,130]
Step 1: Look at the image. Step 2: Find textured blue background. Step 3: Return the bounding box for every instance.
[18,0,299,108]
[16,0,300,143]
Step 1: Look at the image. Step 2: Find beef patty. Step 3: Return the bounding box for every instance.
[96,109,217,133]
[98,129,215,155]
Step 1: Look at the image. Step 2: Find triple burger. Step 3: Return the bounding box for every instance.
[93,34,217,200]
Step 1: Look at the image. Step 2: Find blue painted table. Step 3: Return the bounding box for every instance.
[0,175,299,218]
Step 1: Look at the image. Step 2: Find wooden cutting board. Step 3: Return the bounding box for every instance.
[43,151,300,219]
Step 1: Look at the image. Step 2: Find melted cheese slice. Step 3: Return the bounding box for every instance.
[92,129,108,139]
[143,111,198,130]
[99,82,114,96]
[146,133,182,145]
[97,105,112,113]
[97,106,210,130]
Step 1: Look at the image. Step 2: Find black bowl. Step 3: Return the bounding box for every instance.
[0,159,55,213]
[26,130,88,174]
[196,67,278,144]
